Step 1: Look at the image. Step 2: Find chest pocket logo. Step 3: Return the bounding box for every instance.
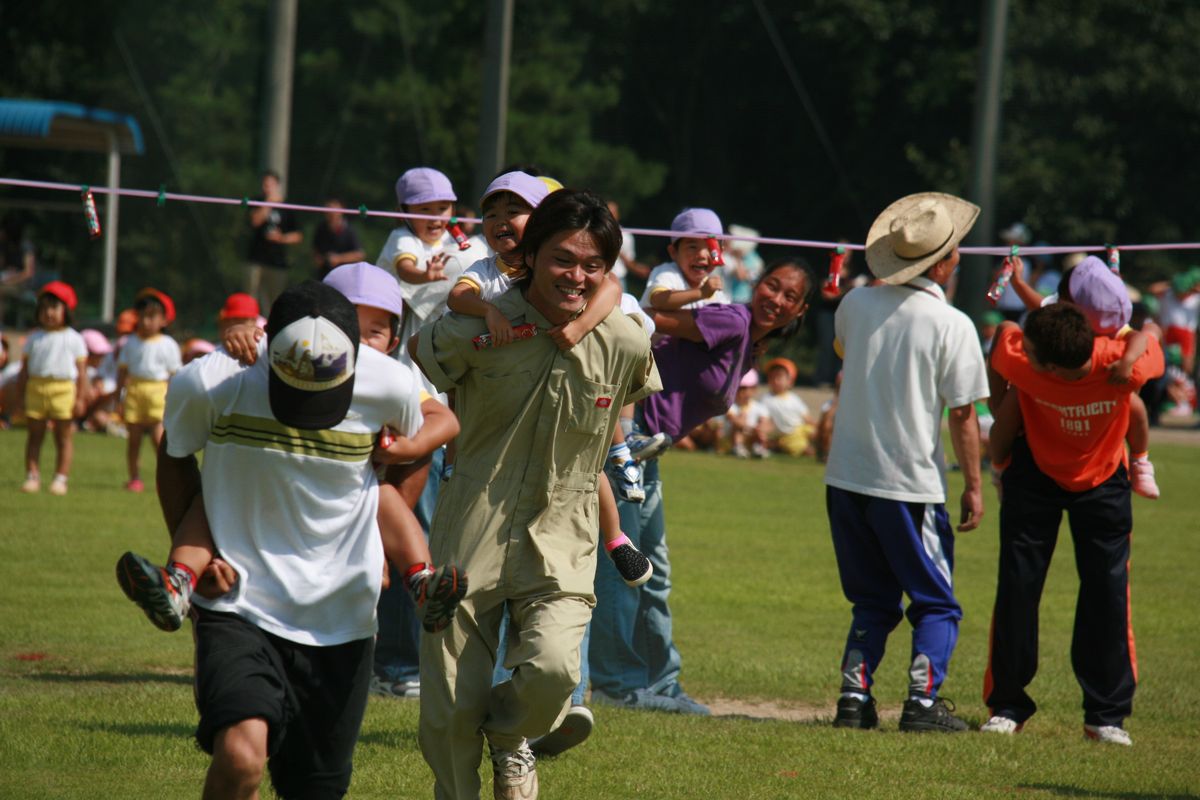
[567,378,619,434]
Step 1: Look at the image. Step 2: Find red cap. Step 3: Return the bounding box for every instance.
[115,308,138,334]
[39,280,78,311]
[219,292,260,321]
[136,287,176,324]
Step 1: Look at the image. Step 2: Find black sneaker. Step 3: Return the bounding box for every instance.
[899,697,969,733]
[833,695,878,729]
[609,543,652,587]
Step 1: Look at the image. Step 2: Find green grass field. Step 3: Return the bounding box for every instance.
[1,428,1198,799]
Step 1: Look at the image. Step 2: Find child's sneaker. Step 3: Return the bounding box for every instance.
[115,551,191,632]
[407,564,468,633]
[124,478,145,493]
[627,431,671,462]
[49,475,68,496]
[980,714,1023,734]
[1084,723,1132,746]
[614,459,645,502]
[732,443,750,459]
[751,442,771,459]
[20,473,40,493]
[1130,458,1160,499]
[609,542,652,587]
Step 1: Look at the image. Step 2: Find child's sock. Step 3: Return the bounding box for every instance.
[168,561,197,604]
[1131,451,1149,462]
[605,533,632,554]
[404,562,434,597]
[51,473,67,485]
[608,442,633,465]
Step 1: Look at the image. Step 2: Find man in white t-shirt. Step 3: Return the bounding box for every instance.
[156,281,421,799]
[825,192,988,734]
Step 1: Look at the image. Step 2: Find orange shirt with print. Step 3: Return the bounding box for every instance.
[991,325,1164,492]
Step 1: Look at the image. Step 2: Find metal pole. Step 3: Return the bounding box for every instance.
[959,0,1009,323]
[474,0,513,201]
[101,131,121,323]
[262,0,297,189]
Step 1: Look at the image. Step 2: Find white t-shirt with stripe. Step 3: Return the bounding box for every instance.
[165,345,421,646]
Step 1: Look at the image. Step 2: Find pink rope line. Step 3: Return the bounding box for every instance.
[5,176,1200,255]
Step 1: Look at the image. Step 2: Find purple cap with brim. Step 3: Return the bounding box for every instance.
[323,262,404,317]
[481,171,550,210]
[670,208,723,241]
[1069,256,1132,334]
[395,167,457,206]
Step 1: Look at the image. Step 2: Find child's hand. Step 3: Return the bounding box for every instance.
[373,427,421,464]
[72,397,86,419]
[195,558,238,600]
[700,272,723,298]
[547,318,586,350]
[223,324,264,366]
[1107,357,1135,384]
[485,307,515,348]
[1009,255,1025,281]
[425,252,450,283]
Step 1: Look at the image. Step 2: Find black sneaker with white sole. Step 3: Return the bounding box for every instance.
[833,695,878,729]
[899,696,969,733]
[609,543,652,587]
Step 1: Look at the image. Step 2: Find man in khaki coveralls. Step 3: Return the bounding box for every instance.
[412,190,660,800]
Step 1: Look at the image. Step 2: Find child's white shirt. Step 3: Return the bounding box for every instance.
[761,390,810,434]
[730,397,766,428]
[24,328,87,380]
[377,229,474,323]
[118,334,182,380]
[639,261,730,309]
[457,253,525,302]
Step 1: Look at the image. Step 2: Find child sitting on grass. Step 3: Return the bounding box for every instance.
[18,281,87,495]
[116,262,467,633]
[760,357,817,457]
[724,369,767,458]
[996,256,1161,498]
[445,170,652,587]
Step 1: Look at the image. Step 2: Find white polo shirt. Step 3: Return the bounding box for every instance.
[824,277,988,503]
[165,345,421,646]
[376,229,472,324]
[456,253,525,301]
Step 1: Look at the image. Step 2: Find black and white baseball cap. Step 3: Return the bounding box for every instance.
[266,281,360,430]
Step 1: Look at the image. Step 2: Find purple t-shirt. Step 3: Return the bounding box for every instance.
[642,304,754,439]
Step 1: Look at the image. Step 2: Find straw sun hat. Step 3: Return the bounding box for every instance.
[865,192,980,285]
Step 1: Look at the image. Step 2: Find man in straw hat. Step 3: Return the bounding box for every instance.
[824,192,989,733]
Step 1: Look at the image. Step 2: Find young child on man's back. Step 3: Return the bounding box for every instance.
[992,256,1161,498]
[116,289,181,492]
[116,263,467,634]
[445,170,652,587]
[18,281,87,495]
[377,167,474,346]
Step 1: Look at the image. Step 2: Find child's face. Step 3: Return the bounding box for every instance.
[37,295,66,329]
[735,386,753,404]
[357,305,399,355]
[137,308,167,337]
[482,193,534,259]
[667,237,716,288]
[767,368,792,393]
[407,201,454,244]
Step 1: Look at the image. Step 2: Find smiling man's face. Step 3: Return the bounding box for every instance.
[524,228,610,324]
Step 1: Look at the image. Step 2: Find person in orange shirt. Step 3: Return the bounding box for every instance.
[982,303,1163,746]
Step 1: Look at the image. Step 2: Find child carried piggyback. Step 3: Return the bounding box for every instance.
[444,170,653,587]
[116,263,467,634]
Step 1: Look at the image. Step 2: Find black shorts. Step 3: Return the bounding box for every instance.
[193,608,374,799]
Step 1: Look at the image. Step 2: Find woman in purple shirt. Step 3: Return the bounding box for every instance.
[590,260,813,713]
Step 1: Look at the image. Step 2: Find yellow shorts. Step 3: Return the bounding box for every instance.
[124,379,169,425]
[25,377,77,421]
[773,424,815,457]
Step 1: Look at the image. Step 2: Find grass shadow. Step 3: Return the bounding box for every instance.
[1019,785,1199,800]
[358,727,420,748]
[81,720,196,738]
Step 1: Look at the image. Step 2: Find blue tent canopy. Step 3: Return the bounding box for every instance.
[0,98,144,154]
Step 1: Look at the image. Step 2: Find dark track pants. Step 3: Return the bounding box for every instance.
[984,437,1137,727]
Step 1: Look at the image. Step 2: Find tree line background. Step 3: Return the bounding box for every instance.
[2,0,1198,349]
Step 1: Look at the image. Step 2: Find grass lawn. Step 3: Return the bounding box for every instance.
[1,428,1197,798]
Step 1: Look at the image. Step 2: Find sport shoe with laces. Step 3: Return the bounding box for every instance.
[530,705,593,758]
[614,459,645,502]
[407,564,468,633]
[626,431,671,462]
[609,543,652,587]
[116,551,190,632]
[368,674,421,699]
[1084,724,1132,746]
[1130,459,1160,499]
[899,696,969,733]
[980,714,1023,734]
[833,695,878,729]
[491,740,538,800]
[20,474,40,493]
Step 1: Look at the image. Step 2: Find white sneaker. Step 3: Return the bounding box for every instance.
[980,715,1022,734]
[1130,459,1160,499]
[491,740,538,799]
[49,475,68,496]
[530,705,594,758]
[1084,724,1132,746]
